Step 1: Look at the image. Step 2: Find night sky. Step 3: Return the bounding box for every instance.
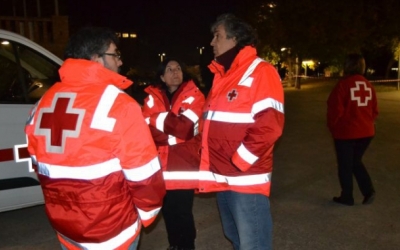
[67,0,243,66]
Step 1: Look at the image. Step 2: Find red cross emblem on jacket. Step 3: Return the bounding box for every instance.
[227,89,238,102]
[350,81,372,107]
[35,93,85,153]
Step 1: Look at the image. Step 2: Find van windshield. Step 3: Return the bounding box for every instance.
[0,39,60,104]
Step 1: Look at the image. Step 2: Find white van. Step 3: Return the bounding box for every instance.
[0,29,62,212]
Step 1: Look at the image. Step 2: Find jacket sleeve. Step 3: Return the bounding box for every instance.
[231,64,285,172]
[142,94,169,146]
[148,91,206,141]
[327,81,344,132]
[115,96,166,227]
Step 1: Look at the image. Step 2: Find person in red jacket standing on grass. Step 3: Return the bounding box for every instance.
[25,26,166,250]
[327,53,378,206]
[142,58,205,250]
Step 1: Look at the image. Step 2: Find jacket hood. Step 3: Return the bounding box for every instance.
[59,59,133,90]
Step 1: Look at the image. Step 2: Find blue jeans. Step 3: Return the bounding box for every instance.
[60,234,140,250]
[216,191,273,250]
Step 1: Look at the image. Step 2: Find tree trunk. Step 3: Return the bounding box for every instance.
[385,58,395,79]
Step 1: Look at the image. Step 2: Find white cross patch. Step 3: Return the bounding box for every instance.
[350,81,372,106]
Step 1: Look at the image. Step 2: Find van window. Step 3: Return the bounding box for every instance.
[0,39,60,104]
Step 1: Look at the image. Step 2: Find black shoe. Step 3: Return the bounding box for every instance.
[362,191,375,205]
[333,196,354,206]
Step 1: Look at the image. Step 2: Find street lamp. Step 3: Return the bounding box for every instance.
[158,53,166,62]
[197,46,205,55]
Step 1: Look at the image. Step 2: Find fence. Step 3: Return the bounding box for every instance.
[283,75,400,90]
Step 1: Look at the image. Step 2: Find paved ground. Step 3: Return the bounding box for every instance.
[139,80,400,250]
[1,80,399,250]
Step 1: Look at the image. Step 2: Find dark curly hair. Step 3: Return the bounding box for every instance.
[211,13,258,49]
[63,26,119,60]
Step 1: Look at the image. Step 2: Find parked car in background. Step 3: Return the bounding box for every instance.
[0,29,62,212]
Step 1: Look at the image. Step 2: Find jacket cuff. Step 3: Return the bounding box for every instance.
[231,143,258,172]
[137,207,161,227]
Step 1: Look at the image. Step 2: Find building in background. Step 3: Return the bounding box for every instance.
[0,0,68,58]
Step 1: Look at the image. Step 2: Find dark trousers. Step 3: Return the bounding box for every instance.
[334,137,375,200]
[162,189,196,249]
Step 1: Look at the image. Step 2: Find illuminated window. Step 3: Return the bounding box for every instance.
[116,32,137,39]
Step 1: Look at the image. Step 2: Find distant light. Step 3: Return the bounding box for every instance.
[119,33,137,39]
[158,53,166,62]
[197,46,205,55]
[367,68,375,74]
[302,60,314,66]
[1,40,10,45]
[281,47,287,51]
[116,32,137,39]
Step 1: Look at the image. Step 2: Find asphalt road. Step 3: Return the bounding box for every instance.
[1,80,399,250]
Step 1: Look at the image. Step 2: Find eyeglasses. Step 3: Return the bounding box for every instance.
[102,51,122,60]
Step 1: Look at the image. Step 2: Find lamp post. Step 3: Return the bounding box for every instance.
[295,55,300,89]
[398,44,400,90]
[197,46,205,55]
[158,53,166,62]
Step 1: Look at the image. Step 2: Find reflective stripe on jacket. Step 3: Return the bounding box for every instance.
[142,80,205,190]
[199,46,285,197]
[25,59,166,249]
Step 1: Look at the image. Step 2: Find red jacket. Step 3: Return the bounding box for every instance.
[327,74,378,139]
[25,59,166,250]
[199,46,285,197]
[142,80,205,190]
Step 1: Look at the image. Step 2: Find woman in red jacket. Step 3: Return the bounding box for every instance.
[327,53,378,206]
[142,58,205,250]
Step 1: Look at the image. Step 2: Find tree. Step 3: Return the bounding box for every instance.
[239,0,400,78]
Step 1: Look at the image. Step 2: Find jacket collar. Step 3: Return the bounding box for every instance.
[215,46,241,72]
[209,46,257,76]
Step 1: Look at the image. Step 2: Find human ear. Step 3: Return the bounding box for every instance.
[91,54,103,63]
